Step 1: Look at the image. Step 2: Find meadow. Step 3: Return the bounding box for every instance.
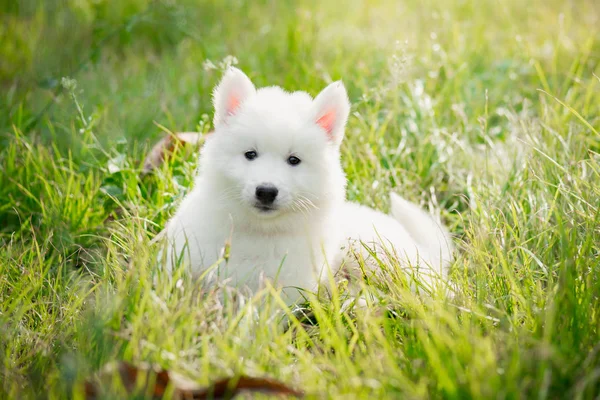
[1,0,599,398]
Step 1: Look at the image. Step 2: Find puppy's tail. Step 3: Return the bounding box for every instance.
[389,192,453,267]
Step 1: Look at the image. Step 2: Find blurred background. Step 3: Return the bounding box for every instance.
[2,0,598,145]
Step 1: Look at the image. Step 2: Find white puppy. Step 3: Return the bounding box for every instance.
[163,68,453,304]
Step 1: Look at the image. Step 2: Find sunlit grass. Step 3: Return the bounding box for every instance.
[1,0,599,398]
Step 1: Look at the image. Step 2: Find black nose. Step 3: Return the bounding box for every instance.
[255,184,278,205]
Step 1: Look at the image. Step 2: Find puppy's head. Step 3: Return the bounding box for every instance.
[200,68,349,226]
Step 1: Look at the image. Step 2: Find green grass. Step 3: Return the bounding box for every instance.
[1,0,600,398]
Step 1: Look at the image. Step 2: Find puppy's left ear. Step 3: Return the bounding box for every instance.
[311,81,350,145]
[213,67,256,129]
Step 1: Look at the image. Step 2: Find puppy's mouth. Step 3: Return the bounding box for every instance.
[254,204,277,213]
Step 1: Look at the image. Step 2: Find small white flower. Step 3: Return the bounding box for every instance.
[219,55,239,69]
[202,59,217,71]
[61,77,77,91]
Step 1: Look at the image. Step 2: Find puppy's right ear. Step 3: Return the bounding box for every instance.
[213,67,256,129]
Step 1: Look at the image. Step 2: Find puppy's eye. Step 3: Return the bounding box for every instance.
[244,151,257,160]
[287,155,301,166]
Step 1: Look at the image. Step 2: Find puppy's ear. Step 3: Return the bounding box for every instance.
[311,81,350,145]
[213,67,256,129]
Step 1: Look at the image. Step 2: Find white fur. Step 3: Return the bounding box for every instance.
[164,68,453,304]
